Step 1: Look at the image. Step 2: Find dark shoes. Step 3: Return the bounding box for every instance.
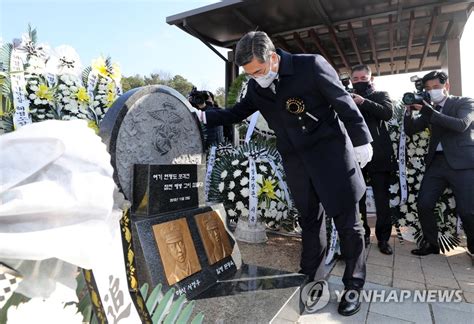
[411,241,440,256]
[377,241,393,255]
[338,289,361,316]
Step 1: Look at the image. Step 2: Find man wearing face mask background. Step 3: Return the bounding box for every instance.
[195,31,373,316]
[350,64,395,255]
[404,71,474,257]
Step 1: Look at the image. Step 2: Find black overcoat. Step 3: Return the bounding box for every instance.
[206,49,373,216]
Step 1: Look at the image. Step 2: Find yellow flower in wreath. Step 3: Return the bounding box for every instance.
[258,178,278,200]
[36,84,54,101]
[91,57,108,77]
[75,87,90,103]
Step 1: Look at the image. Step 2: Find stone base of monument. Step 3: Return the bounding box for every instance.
[234,219,268,243]
[193,263,306,323]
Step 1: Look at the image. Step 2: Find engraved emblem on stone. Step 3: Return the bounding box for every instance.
[152,218,201,285]
[195,211,232,265]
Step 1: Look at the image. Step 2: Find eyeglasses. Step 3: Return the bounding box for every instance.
[244,56,272,78]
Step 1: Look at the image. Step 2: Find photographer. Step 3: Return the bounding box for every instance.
[188,88,225,148]
[404,71,474,257]
[351,64,395,255]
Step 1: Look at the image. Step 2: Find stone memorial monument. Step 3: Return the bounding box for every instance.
[99,85,204,200]
[100,85,306,322]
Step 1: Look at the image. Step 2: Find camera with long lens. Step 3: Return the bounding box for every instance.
[339,72,353,93]
[188,87,210,108]
[402,76,430,105]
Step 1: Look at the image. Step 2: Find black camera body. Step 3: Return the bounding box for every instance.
[402,76,430,105]
[339,72,353,93]
[188,87,210,108]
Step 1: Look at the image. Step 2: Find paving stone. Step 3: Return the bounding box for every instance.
[431,302,474,323]
[366,273,393,286]
[367,263,393,277]
[369,298,432,323]
[463,291,474,304]
[458,281,474,293]
[424,275,460,289]
[393,268,425,283]
[393,278,426,290]
[366,312,415,324]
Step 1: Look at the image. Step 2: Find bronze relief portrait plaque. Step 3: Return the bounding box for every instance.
[195,211,232,265]
[152,218,201,285]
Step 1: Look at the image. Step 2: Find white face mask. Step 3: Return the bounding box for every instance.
[253,57,278,88]
[428,89,446,104]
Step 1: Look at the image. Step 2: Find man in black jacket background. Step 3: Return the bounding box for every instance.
[404,71,474,257]
[351,64,395,255]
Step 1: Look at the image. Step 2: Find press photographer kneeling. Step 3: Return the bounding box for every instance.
[188,87,226,148]
[403,71,474,257]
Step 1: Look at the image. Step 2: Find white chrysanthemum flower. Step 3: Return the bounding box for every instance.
[415,148,425,156]
[221,170,228,179]
[270,201,277,209]
[407,149,415,156]
[218,182,224,192]
[448,197,456,209]
[229,181,235,189]
[418,139,427,147]
[256,174,263,182]
[29,94,36,99]
[389,183,399,194]
[236,201,245,210]
[412,134,419,141]
[34,98,42,105]
[400,204,408,213]
[228,209,237,217]
[276,211,283,221]
[233,169,242,178]
[407,168,416,175]
[406,213,415,221]
[412,159,423,170]
[407,177,414,184]
[240,177,249,186]
[30,85,39,91]
[399,219,406,226]
[7,298,82,324]
[241,207,249,216]
[29,80,38,85]
[228,192,235,201]
[408,194,416,203]
[240,188,249,198]
[390,197,400,207]
[46,45,82,76]
[420,131,429,139]
[259,164,268,172]
[415,183,421,190]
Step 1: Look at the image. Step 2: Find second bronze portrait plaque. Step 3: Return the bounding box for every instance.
[152,218,201,285]
[195,211,232,265]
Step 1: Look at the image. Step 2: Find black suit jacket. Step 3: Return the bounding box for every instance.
[357,91,394,172]
[206,49,372,215]
[404,96,474,170]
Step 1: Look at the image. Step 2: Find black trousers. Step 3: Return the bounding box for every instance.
[289,174,366,289]
[359,170,393,242]
[417,153,474,252]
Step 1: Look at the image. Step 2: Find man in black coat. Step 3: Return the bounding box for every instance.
[351,64,395,255]
[196,31,373,316]
[404,71,474,257]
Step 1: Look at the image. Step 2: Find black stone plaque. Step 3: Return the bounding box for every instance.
[132,164,206,216]
[131,204,238,299]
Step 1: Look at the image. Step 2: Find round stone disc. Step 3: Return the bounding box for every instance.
[100,85,204,199]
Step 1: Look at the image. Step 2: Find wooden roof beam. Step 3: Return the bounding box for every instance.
[348,22,363,64]
[419,8,439,70]
[275,36,291,52]
[308,28,336,67]
[328,26,350,70]
[293,32,308,53]
[367,19,380,75]
[405,11,416,73]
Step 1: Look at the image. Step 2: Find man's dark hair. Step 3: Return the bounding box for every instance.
[351,64,372,75]
[235,31,275,67]
[422,70,448,85]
